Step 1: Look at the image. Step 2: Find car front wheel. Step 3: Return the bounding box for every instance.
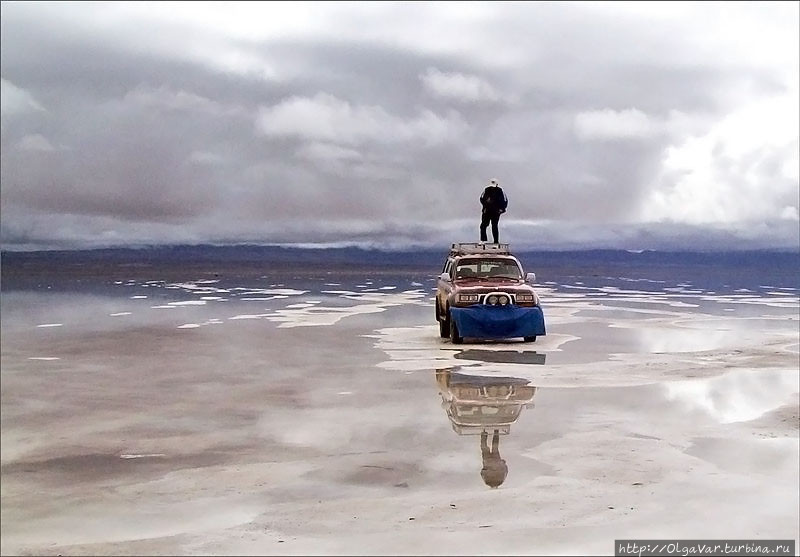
[449,313,463,344]
[439,316,449,338]
[436,302,449,338]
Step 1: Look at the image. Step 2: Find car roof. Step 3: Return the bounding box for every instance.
[451,254,519,261]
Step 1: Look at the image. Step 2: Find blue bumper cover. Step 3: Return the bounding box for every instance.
[450,305,546,339]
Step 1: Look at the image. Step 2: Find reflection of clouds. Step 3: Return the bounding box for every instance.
[663,369,799,423]
[611,316,795,354]
[260,409,358,449]
[630,326,746,354]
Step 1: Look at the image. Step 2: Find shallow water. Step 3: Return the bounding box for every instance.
[1,263,798,555]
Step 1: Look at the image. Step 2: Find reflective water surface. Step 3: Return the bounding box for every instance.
[1,267,797,555]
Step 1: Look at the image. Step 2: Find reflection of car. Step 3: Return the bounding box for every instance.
[435,243,546,344]
[435,368,537,435]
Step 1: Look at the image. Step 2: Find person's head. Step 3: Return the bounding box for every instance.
[481,462,508,488]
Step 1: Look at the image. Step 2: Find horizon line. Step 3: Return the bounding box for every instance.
[2,242,799,255]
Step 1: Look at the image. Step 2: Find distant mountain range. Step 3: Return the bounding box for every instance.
[2,243,798,269]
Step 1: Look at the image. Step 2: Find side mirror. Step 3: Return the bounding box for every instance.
[439,272,451,282]
[526,272,536,283]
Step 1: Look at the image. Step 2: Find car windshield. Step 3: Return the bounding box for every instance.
[455,259,521,280]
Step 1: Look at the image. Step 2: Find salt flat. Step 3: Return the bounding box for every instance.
[1,266,797,556]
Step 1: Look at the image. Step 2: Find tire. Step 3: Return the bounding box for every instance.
[523,336,537,342]
[436,301,449,338]
[449,313,463,344]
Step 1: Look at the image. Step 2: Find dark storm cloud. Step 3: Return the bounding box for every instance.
[1,1,797,251]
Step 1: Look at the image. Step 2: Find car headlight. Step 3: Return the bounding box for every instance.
[487,295,498,305]
[457,294,480,303]
[499,296,509,305]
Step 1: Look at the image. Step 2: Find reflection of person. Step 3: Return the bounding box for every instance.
[435,367,535,489]
[480,178,508,244]
[480,429,508,488]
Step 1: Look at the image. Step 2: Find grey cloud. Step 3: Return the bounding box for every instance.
[1,2,796,251]
[420,68,505,104]
[255,92,469,146]
[15,133,58,152]
[0,79,46,116]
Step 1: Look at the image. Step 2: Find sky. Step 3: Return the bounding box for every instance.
[1,1,798,251]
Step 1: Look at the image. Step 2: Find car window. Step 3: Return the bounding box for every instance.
[455,265,477,279]
[455,259,521,279]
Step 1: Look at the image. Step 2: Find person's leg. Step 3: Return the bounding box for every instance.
[480,212,491,242]
[481,430,490,457]
[491,215,500,243]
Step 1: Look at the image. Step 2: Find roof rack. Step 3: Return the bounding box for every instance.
[450,242,510,255]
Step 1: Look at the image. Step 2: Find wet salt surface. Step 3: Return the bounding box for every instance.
[1,270,798,555]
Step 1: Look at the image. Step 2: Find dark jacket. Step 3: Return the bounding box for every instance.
[480,185,508,215]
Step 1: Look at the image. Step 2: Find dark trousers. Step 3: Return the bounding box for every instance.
[480,212,500,243]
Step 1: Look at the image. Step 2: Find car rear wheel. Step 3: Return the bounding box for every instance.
[449,312,463,344]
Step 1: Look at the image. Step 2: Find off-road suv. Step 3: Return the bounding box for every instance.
[435,243,546,344]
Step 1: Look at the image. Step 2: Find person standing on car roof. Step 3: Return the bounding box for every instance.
[480,178,508,244]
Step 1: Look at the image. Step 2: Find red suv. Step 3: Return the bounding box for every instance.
[435,243,546,344]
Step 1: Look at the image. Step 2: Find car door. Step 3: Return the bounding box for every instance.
[437,258,455,311]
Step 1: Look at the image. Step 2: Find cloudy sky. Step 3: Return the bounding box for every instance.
[1,1,798,251]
